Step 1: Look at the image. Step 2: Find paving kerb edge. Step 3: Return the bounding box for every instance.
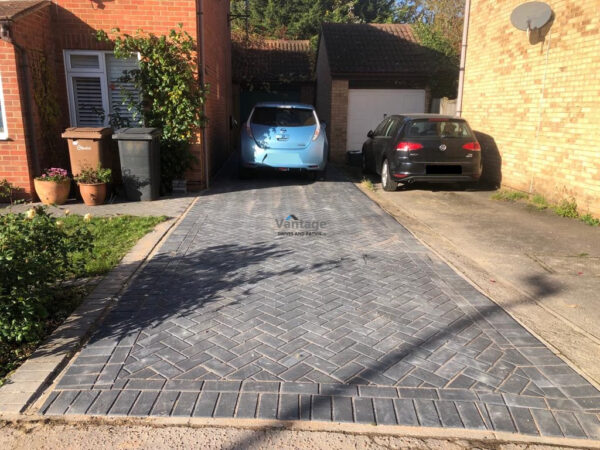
[0,196,201,415]
[0,414,599,448]
[351,178,600,391]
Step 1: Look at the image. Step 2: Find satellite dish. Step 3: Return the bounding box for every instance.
[510,2,552,32]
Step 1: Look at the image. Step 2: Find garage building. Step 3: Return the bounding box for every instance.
[315,23,444,163]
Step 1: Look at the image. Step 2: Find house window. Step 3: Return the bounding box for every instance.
[64,50,140,127]
[0,74,8,139]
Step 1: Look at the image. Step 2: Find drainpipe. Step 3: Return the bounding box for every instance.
[0,21,40,179]
[455,0,471,117]
[196,0,209,189]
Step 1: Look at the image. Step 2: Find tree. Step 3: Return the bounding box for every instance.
[414,0,464,53]
[230,0,400,40]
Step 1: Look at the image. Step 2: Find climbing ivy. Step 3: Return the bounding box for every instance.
[97,25,208,185]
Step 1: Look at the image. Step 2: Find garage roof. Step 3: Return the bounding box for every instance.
[321,23,437,77]
[0,0,49,21]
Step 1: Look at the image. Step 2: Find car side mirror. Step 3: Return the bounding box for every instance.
[367,130,374,139]
[320,121,327,129]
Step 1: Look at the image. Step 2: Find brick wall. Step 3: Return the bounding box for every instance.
[52,0,204,186]
[202,0,232,181]
[462,0,600,215]
[329,79,349,163]
[0,0,232,197]
[0,5,56,198]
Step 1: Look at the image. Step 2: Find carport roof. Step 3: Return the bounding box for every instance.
[320,23,438,77]
[233,39,313,84]
[0,0,49,21]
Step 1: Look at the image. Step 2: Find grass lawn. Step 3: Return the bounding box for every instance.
[65,215,167,276]
[0,214,166,385]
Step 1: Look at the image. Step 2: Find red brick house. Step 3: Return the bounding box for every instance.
[0,0,232,198]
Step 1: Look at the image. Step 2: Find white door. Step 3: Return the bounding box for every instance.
[346,89,426,151]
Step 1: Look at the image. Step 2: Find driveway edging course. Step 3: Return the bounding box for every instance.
[1,414,600,449]
[0,197,199,415]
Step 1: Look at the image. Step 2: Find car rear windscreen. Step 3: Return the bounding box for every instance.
[405,119,473,138]
[251,107,316,127]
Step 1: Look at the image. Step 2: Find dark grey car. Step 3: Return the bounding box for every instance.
[362,114,482,191]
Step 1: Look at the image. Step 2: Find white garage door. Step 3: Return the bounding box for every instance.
[346,89,426,151]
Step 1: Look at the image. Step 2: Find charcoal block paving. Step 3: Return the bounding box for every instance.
[40,169,600,439]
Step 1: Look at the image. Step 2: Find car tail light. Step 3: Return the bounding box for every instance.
[462,141,481,151]
[312,124,321,141]
[396,142,423,151]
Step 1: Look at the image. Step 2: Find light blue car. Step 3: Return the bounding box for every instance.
[240,103,328,179]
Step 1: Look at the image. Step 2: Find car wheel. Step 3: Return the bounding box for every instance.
[381,159,398,192]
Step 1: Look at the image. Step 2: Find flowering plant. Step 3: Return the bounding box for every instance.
[74,166,112,184]
[36,168,69,182]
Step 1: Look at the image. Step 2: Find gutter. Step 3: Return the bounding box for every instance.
[0,20,40,179]
[455,0,471,117]
[196,0,209,189]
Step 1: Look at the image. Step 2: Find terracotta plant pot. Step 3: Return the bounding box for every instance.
[34,179,70,205]
[79,183,107,206]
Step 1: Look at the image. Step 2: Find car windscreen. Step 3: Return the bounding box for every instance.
[251,107,316,127]
[405,119,473,138]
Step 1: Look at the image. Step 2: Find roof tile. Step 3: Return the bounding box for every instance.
[0,0,49,21]
[321,23,439,76]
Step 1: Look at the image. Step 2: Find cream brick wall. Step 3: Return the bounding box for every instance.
[462,0,600,215]
[330,79,349,163]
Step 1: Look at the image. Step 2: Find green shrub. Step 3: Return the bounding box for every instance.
[0,179,24,204]
[580,213,600,227]
[0,207,91,343]
[553,198,578,218]
[97,26,207,189]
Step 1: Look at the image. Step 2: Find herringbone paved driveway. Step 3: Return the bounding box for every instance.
[42,169,600,439]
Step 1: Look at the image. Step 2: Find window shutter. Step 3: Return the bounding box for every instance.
[72,76,104,126]
[106,54,141,126]
[69,54,101,70]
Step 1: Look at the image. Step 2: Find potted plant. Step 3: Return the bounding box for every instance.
[167,143,195,194]
[34,168,70,205]
[74,166,112,206]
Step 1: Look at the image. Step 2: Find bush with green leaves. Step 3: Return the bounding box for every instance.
[97,25,207,187]
[0,207,92,344]
[74,166,112,184]
[0,179,24,205]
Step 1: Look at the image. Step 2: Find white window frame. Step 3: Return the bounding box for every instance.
[64,50,140,127]
[0,74,9,140]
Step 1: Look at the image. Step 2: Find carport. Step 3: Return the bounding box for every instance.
[315,23,447,162]
[232,39,315,125]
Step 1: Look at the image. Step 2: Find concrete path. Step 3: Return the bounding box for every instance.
[39,170,600,440]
